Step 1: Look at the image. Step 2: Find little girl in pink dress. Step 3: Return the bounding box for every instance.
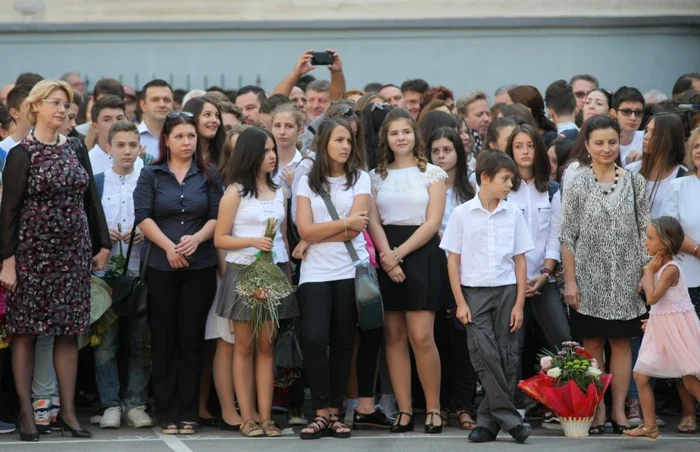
[625,217,700,439]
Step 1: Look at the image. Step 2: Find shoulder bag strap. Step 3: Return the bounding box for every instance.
[319,193,361,264]
[138,172,158,279]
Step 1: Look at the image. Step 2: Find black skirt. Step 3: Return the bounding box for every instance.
[569,308,646,339]
[378,225,451,312]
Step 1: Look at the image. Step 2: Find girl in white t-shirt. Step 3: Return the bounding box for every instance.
[295,118,371,439]
[213,127,298,437]
[368,109,448,434]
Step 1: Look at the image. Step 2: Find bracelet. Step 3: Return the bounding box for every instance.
[393,247,404,264]
[694,243,700,257]
[540,268,553,278]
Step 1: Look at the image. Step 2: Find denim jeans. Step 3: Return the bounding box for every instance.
[94,315,150,411]
[32,335,58,400]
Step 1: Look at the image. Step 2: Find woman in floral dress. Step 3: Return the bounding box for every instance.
[0,80,111,441]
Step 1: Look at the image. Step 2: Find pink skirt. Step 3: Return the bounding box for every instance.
[634,310,700,379]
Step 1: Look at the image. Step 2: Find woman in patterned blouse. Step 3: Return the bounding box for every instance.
[560,115,650,434]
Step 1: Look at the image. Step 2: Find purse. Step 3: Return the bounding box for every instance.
[111,175,157,317]
[275,323,303,369]
[320,194,384,330]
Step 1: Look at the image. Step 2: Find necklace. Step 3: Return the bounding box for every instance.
[592,165,619,195]
[30,129,60,146]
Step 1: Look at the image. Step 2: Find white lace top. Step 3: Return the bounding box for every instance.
[225,185,288,265]
[370,164,448,226]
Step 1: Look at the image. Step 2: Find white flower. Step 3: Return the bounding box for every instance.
[546,367,562,378]
[586,367,602,377]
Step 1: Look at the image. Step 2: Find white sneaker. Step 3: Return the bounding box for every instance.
[344,399,358,426]
[126,406,153,428]
[378,394,398,419]
[100,406,122,429]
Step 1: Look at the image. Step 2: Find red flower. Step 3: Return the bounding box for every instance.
[576,349,594,360]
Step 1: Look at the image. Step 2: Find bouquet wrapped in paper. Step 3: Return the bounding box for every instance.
[518,341,612,418]
[236,218,295,338]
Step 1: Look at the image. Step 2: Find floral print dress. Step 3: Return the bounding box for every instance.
[0,138,95,335]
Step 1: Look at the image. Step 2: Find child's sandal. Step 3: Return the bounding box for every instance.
[299,415,329,440]
[623,425,659,439]
[456,410,476,430]
[260,420,282,437]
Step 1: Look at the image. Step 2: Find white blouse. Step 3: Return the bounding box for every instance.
[627,162,686,219]
[660,175,700,288]
[225,185,288,265]
[371,164,447,226]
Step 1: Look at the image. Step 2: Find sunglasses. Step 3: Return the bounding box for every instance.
[617,108,644,118]
[339,106,361,118]
[574,91,589,99]
[166,111,194,119]
[371,101,392,112]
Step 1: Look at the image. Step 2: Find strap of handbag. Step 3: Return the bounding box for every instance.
[121,173,158,278]
[319,193,362,265]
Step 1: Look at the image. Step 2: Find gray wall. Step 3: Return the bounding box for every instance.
[1,19,699,98]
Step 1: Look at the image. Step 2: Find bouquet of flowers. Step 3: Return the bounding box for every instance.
[518,341,612,437]
[236,218,295,339]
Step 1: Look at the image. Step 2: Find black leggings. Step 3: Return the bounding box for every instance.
[357,327,383,398]
[299,279,357,411]
[146,266,217,425]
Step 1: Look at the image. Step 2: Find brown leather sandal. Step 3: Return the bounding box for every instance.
[240,421,264,437]
[677,416,697,433]
[260,420,282,437]
[624,425,659,439]
[456,410,476,430]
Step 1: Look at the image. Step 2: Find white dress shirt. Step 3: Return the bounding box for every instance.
[138,121,161,159]
[507,180,561,280]
[660,175,700,288]
[99,168,143,275]
[89,144,144,175]
[440,196,534,287]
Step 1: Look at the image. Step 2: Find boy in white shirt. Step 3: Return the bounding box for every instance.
[91,121,153,430]
[610,87,645,166]
[89,95,144,175]
[440,151,534,444]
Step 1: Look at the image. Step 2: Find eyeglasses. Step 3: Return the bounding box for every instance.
[41,99,72,110]
[371,102,391,112]
[574,91,589,99]
[339,107,361,118]
[166,111,194,119]
[617,108,644,118]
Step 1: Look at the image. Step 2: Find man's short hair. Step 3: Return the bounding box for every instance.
[141,79,173,97]
[456,91,489,115]
[364,82,382,93]
[612,86,645,110]
[569,74,599,88]
[234,85,267,104]
[306,80,331,94]
[15,72,44,88]
[494,84,518,97]
[91,95,125,122]
[544,80,577,116]
[260,94,292,114]
[475,150,517,187]
[218,102,244,121]
[93,78,125,100]
[672,73,700,96]
[400,79,430,94]
[6,84,32,112]
[108,120,139,143]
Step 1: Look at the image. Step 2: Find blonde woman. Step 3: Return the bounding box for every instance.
[0,80,111,441]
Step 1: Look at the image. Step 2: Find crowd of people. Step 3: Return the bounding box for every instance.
[1,49,700,444]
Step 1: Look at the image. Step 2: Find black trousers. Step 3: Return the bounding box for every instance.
[357,327,383,398]
[299,279,357,410]
[146,266,217,426]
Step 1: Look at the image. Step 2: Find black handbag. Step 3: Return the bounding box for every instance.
[275,323,303,369]
[320,194,384,330]
[111,175,157,317]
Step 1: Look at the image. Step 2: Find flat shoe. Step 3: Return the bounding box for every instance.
[623,425,659,439]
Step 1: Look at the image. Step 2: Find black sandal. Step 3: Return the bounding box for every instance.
[588,424,605,435]
[425,411,443,434]
[328,414,351,438]
[299,415,329,440]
